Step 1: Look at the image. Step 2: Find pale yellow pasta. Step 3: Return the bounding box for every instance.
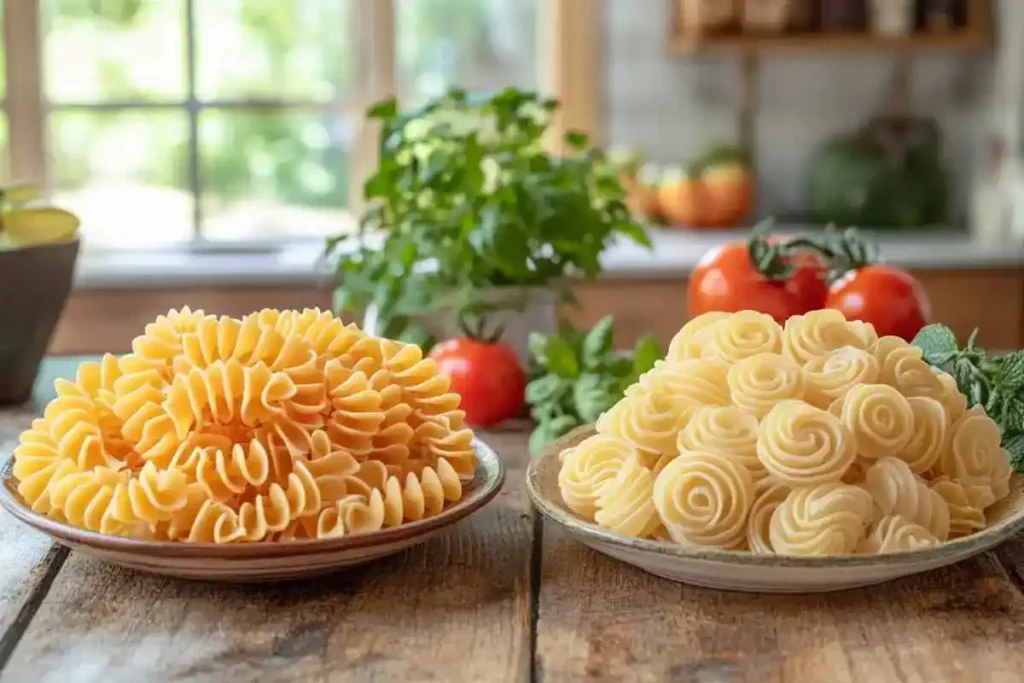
[625,359,730,407]
[781,309,866,365]
[666,312,731,362]
[938,406,1012,505]
[873,336,920,385]
[936,372,968,424]
[314,491,387,539]
[769,483,873,556]
[700,310,781,364]
[862,457,950,541]
[407,416,477,480]
[594,457,659,538]
[337,458,465,528]
[756,400,855,487]
[858,515,939,554]
[727,353,805,419]
[896,396,948,474]
[887,354,948,407]
[848,320,879,349]
[558,435,635,520]
[802,346,879,410]
[931,477,987,538]
[653,451,754,549]
[833,384,913,461]
[596,392,692,465]
[677,406,762,479]
[746,477,790,553]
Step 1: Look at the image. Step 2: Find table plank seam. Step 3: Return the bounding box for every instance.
[0,544,69,674]
[529,512,543,683]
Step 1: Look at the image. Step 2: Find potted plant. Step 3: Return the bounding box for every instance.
[326,87,651,359]
[0,185,81,404]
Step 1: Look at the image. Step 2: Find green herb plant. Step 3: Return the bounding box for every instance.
[526,316,661,454]
[912,324,1024,471]
[325,87,651,348]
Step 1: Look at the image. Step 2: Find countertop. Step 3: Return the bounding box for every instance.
[73,229,1024,290]
[1,359,1024,681]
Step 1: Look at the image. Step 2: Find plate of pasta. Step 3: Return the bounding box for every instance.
[0,308,504,581]
[526,309,1024,593]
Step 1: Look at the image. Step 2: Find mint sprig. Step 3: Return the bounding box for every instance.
[912,323,1024,471]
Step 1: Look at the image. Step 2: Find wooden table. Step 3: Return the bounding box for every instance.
[3,362,1024,682]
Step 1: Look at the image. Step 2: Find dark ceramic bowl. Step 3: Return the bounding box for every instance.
[0,237,79,404]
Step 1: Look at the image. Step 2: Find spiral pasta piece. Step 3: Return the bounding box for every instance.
[700,310,781,364]
[781,310,867,365]
[593,457,659,538]
[558,435,635,520]
[802,346,879,410]
[936,372,968,424]
[677,406,762,479]
[653,451,755,548]
[368,383,415,469]
[364,458,464,526]
[727,353,805,419]
[931,477,987,539]
[769,483,873,556]
[407,416,477,480]
[666,312,731,362]
[746,478,790,553]
[862,457,950,541]
[896,396,948,474]
[887,354,947,408]
[314,491,388,539]
[324,359,386,457]
[596,392,692,465]
[756,400,855,486]
[833,384,913,461]
[858,515,939,554]
[848,320,879,350]
[874,337,922,386]
[939,407,1012,505]
[625,359,730,407]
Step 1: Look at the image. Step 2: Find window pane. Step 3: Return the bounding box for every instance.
[397,0,537,104]
[50,111,192,248]
[195,0,351,101]
[200,111,352,240]
[44,0,186,103]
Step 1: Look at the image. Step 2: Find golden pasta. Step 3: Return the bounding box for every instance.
[727,353,805,418]
[677,406,762,479]
[700,310,782,364]
[12,308,479,543]
[832,384,914,461]
[596,391,693,466]
[802,346,879,410]
[756,400,855,487]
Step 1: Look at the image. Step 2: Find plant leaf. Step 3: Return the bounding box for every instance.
[998,350,1024,391]
[546,335,580,379]
[1003,433,1024,473]
[632,336,662,377]
[1003,396,1024,434]
[573,373,618,423]
[582,316,614,368]
[528,424,554,455]
[528,332,549,365]
[525,375,565,405]
[547,414,580,438]
[912,324,959,366]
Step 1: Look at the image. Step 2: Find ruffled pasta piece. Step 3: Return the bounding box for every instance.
[886,353,948,410]
[666,312,731,362]
[862,457,950,541]
[596,392,692,466]
[832,384,913,461]
[324,359,385,457]
[192,437,274,503]
[874,337,922,386]
[769,483,873,556]
[110,368,182,469]
[676,406,762,479]
[378,341,463,424]
[367,384,415,470]
[756,400,855,487]
[781,309,866,365]
[858,515,939,554]
[653,450,754,548]
[935,372,967,423]
[700,310,781,364]
[126,307,207,377]
[802,346,879,410]
[938,406,1012,506]
[407,416,477,480]
[746,477,790,553]
[177,314,314,376]
[848,320,879,349]
[896,396,948,474]
[558,435,635,520]
[314,492,388,539]
[37,386,128,471]
[625,359,730,407]
[931,476,987,539]
[593,457,659,538]
[727,353,805,419]
[362,458,464,526]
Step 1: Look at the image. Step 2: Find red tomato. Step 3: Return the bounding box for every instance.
[687,242,827,323]
[825,265,930,341]
[429,337,526,427]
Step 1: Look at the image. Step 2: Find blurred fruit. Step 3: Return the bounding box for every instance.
[826,265,930,341]
[1,207,81,247]
[657,146,755,228]
[623,162,664,221]
[430,336,526,427]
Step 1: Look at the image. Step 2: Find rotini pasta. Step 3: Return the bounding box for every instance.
[769,483,873,556]
[727,353,805,418]
[756,400,855,487]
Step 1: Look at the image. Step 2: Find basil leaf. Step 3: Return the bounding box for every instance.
[582,316,614,368]
[999,351,1024,391]
[525,375,565,405]
[633,336,662,376]
[528,332,549,365]
[912,324,959,365]
[528,425,555,455]
[1003,396,1024,434]
[1003,433,1024,473]
[546,336,580,379]
[547,414,580,438]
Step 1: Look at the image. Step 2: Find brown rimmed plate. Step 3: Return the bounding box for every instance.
[0,439,504,582]
[527,426,1024,593]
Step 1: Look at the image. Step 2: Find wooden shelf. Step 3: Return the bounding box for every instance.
[671,29,992,57]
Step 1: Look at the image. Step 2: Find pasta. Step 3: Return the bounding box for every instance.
[781,309,866,365]
[727,353,805,418]
[666,312,731,363]
[625,359,730,407]
[931,477,987,538]
[769,483,874,556]
[653,451,755,548]
[12,308,478,543]
[746,477,790,553]
[896,396,947,474]
[802,346,879,410]
[596,391,692,466]
[756,400,855,487]
[832,384,913,461]
[938,407,1012,506]
[677,406,762,480]
[858,515,939,554]
[700,310,781,364]
[593,457,659,538]
[861,457,950,541]
[558,435,636,520]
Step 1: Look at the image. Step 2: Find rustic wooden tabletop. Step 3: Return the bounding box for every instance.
[2,361,1024,682]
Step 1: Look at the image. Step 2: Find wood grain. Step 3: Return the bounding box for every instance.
[535,526,1024,682]
[1,431,534,683]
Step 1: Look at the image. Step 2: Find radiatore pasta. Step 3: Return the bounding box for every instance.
[13,308,479,543]
[556,309,1016,557]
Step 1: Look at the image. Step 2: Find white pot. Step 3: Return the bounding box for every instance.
[362,287,559,363]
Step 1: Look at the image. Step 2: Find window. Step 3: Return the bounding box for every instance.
[2,0,543,251]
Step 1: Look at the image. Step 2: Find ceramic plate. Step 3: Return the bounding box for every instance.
[527,426,1024,593]
[0,439,504,582]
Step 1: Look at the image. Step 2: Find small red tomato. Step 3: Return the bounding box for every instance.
[825,265,931,341]
[688,242,827,323]
[429,337,526,427]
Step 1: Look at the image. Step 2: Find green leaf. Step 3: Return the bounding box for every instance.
[574,376,618,423]
[528,332,549,365]
[528,425,554,455]
[1003,433,1024,473]
[398,325,435,353]
[998,350,1024,391]
[912,324,959,365]
[1003,396,1024,434]
[633,336,662,377]
[546,335,580,379]
[565,131,589,150]
[525,375,565,405]
[367,97,398,120]
[547,414,580,439]
[581,316,614,368]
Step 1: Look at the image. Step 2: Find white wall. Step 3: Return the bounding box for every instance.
[603,0,1005,224]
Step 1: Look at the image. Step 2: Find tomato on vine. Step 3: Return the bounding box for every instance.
[430,336,526,428]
